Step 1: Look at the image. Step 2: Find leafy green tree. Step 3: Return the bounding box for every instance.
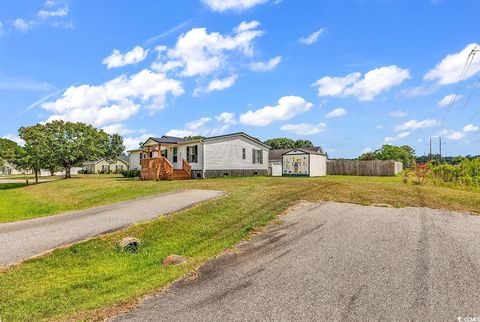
[19,121,125,179]
[264,138,315,149]
[359,144,416,167]
[18,124,49,183]
[293,139,314,148]
[45,121,125,178]
[358,152,376,161]
[0,138,24,173]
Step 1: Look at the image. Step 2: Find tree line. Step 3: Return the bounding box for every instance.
[1,121,124,182]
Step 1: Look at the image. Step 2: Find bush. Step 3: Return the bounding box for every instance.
[430,157,480,188]
[121,169,141,178]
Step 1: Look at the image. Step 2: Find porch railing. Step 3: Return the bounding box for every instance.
[182,158,192,178]
[140,157,174,180]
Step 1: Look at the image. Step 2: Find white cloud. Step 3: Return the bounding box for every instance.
[13,18,32,32]
[325,107,346,118]
[123,133,156,151]
[384,131,411,143]
[154,21,264,77]
[165,129,197,137]
[2,134,25,146]
[103,46,149,69]
[41,69,184,126]
[0,75,52,91]
[166,114,234,138]
[437,94,462,107]
[44,0,56,7]
[235,20,260,33]
[194,75,238,95]
[389,109,407,118]
[424,43,480,85]
[215,112,236,124]
[362,147,372,153]
[249,56,281,72]
[313,65,410,101]
[0,21,4,36]
[399,84,438,98]
[102,123,136,136]
[463,124,479,133]
[280,122,326,135]
[201,0,269,12]
[240,96,313,126]
[38,5,68,19]
[395,119,440,132]
[186,117,212,130]
[299,28,325,45]
[446,131,465,141]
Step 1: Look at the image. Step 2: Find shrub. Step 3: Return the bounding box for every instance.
[430,157,480,188]
[121,169,141,178]
[412,162,430,185]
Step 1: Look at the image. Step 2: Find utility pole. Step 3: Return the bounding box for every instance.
[429,137,432,161]
[439,137,442,163]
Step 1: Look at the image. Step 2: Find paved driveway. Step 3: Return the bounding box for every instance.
[115,202,480,321]
[0,189,223,268]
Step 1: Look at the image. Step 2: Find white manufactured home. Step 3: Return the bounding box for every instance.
[128,132,270,180]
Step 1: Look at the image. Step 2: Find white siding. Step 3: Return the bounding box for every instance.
[309,154,327,177]
[174,143,204,170]
[271,164,282,176]
[204,136,269,170]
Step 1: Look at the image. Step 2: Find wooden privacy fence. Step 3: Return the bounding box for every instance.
[327,160,403,176]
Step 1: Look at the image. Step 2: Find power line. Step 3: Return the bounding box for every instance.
[462,76,480,111]
[447,47,478,112]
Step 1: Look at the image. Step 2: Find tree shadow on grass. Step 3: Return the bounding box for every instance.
[0,183,27,190]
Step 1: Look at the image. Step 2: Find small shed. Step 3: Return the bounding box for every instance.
[282,149,327,177]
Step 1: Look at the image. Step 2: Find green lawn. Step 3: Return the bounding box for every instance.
[0,175,479,321]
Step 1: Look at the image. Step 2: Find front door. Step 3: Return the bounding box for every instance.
[173,147,178,163]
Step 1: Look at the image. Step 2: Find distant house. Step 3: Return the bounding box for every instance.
[83,157,129,174]
[1,161,32,176]
[129,132,270,180]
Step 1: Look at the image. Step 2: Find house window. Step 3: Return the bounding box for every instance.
[116,165,124,171]
[242,148,246,160]
[102,165,110,171]
[149,151,153,158]
[173,147,178,163]
[186,145,198,163]
[252,149,263,164]
[161,149,168,158]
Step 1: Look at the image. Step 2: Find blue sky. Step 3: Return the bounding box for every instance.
[1,0,479,157]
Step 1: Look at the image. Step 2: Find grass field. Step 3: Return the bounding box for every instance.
[0,175,479,321]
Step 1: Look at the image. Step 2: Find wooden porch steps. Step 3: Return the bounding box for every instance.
[172,169,190,180]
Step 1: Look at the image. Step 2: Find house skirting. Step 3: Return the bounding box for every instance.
[202,169,268,179]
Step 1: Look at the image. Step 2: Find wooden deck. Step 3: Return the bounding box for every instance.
[141,157,191,180]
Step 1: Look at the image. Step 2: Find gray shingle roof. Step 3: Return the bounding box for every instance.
[149,136,186,144]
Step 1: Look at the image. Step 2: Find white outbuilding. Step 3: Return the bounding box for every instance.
[282,148,327,177]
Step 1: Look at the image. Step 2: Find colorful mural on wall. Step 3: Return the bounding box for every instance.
[283,154,309,176]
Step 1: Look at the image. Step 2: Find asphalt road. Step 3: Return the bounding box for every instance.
[115,202,480,322]
[0,189,223,268]
[0,179,53,184]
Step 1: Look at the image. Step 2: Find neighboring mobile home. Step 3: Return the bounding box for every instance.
[134,132,269,180]
[83,157,129,174]
[1,161,32,176]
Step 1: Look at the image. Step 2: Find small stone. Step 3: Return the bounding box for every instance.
[119,237,141,253]
[162,254,187,266]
